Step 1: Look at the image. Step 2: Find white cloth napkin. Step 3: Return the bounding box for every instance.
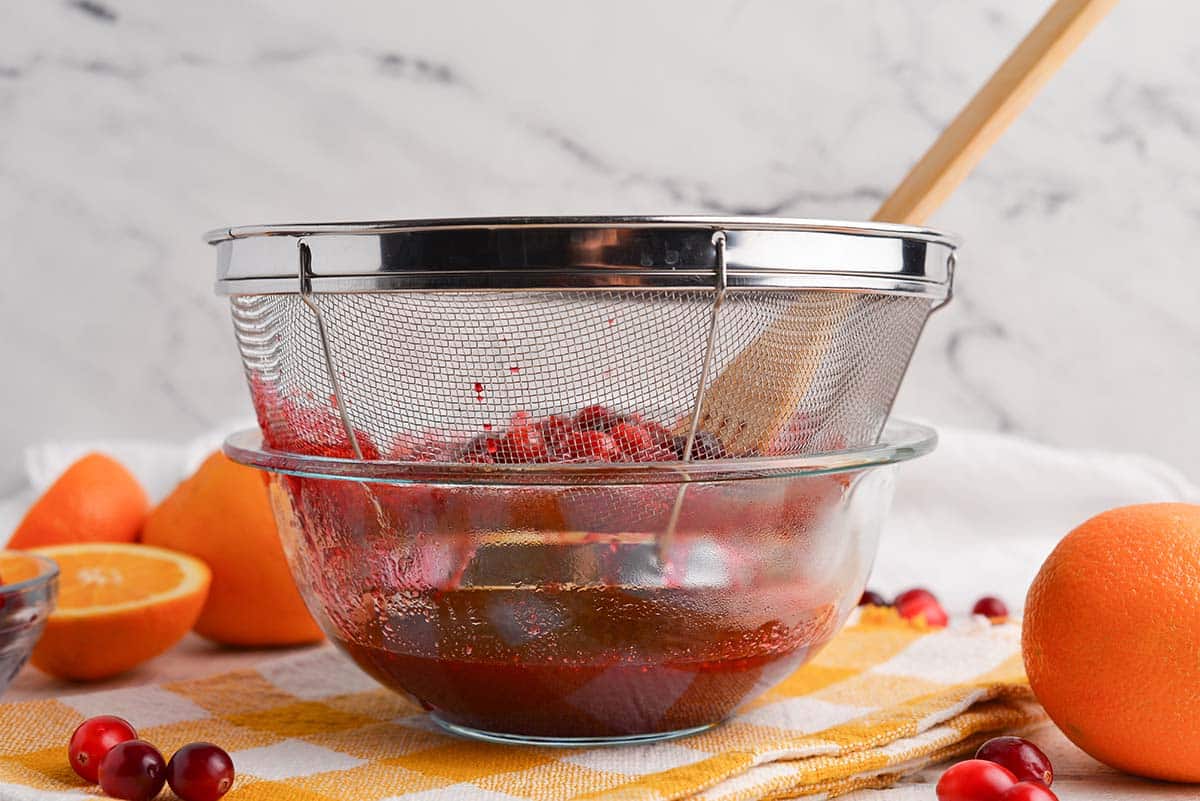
[875,422,1198,613]
[0,420,255,536]
[3,421,1196,615]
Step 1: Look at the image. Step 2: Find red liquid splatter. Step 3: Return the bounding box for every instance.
[248,375,382,459]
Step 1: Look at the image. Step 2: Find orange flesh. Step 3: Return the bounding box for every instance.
[0,553,43,585]
[52,551,184,608]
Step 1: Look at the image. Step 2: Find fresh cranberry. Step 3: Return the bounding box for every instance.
[99,740,166,801]
[998,782,1058,801]
[459,434,503,462]
[68,715,138,783]
[575,404,617,431]
[972,596,1010,620]
[858,590,888,607]
[501,414,548,462]
[167,742,235,801]
[640,422,678,460]
[537,414,576,451]
[936,759,1017,801]
[976,737,1053,786]
[611,422,654,458]
[894,587,935,605]
[562,430,619,461]
[895,587,948,627]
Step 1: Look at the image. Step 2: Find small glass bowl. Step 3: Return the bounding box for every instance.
[225,420,934,745]
[0,552,59,696]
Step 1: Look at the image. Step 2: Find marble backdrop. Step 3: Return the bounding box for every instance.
[1,0,1198,492]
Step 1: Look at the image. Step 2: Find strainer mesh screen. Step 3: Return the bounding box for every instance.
[229,289,932,460]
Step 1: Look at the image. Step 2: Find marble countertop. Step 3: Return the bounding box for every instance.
[1,0,1199,494]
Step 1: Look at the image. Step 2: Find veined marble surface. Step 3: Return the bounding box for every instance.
[1,0,1198,491]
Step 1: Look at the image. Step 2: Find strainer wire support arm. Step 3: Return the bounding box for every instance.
[660,231,729,559]
[297,240,365,461]
[681,230,729,463]
[934,251,957,310]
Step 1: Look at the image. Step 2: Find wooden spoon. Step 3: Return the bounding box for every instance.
[682,0,1119,456]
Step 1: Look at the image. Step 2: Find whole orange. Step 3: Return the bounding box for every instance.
[1023,503,1200,782]
[8,453,149,549]
[142,452,322,646]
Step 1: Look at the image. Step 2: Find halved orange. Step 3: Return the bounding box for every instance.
[0,551,45,586]
[28,543,211,681]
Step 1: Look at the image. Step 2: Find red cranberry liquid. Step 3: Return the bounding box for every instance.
[263,423,875,742]
[335,582,839,740]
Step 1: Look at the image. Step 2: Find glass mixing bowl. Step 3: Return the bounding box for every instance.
[225,419,934,745]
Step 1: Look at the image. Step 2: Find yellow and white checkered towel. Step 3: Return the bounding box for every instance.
[0,611,1041,800]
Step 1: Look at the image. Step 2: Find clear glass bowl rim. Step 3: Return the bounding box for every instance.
[223,418,935,486]
[0,552,59,596]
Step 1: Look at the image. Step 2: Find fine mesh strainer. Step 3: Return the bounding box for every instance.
[205,217,955,462]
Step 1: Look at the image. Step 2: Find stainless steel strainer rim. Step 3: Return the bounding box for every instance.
[204,215,958,244]
[207,215,956,298]
[223,418,936,486]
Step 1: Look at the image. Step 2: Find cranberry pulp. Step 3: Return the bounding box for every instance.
[334,583,839,740]
[247,388,823,464]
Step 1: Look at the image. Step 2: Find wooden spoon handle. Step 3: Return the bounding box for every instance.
[873,0,1119,225]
